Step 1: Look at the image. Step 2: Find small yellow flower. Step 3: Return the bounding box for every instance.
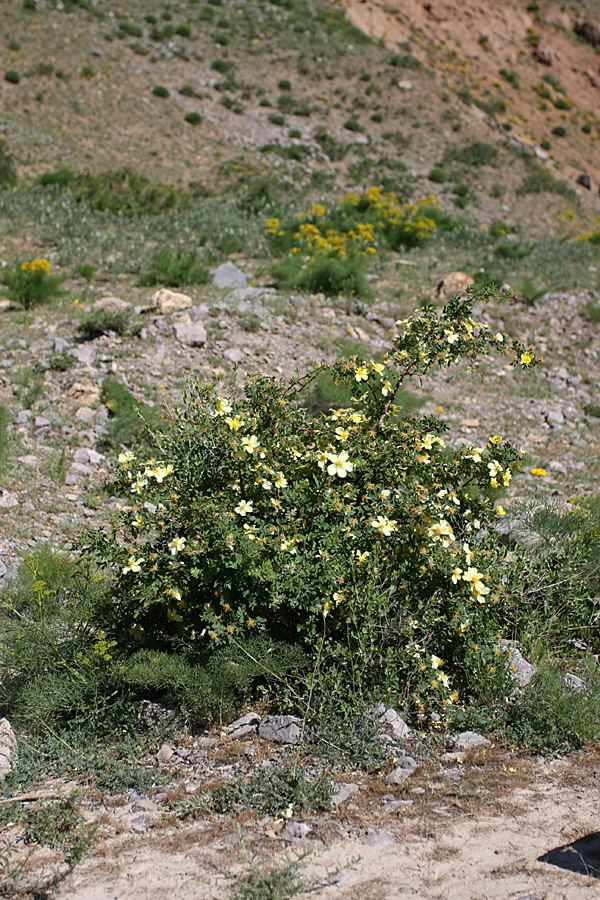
[489,435,502,445]
[520,351,534,365]
[326,450,354,478]
[487,460,502,477]
[370,515,397,536]
[168,536,186,556]
[241,434,260,454]
[275,472,288,488]
[118,451,135,464]
[167,608,183,622]
[225,415,244,431]
[355,365,369,382]
[235,499,254,516]
[215,396,233,416]
[496,505,507,516]
[431,655,444,669]
[530,467,547,477]
[122,556,144,574]
[335,426,350,442]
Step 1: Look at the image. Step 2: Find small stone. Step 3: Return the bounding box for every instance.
[211,262,249,290]
[151,289,193,313]
[410,787,425,794]
[74,448,104,466]
[226,712,260,738]
[173,321,207,347]
[258,715,302,744]
[453,731,491,751]
[330,782,360,806]
[75,406,94,422]
[72,462,93,476]
[0,718,18,781]
[34,416,51,428]
[385,757,418,785]
[435,271,475,301]
[66,380,100,407]
[156,744,174,762]
[546,409,564,426]
[0,559,7,580]
[71,345,96,366]
[17,455,38,466]
[460,419,480,428]
[370,704,411,740]
[286,821,311,840]
[132,796,157,812]
[363,831,395,846]
[94,295,129,311]
[497,640,534,687]
[223,348,246,364]
[0,491,18,509]
[564,672,585,692]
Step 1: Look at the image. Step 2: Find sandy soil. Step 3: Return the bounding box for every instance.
[50,751,600,900]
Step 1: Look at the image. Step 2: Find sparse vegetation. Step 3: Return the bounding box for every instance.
[140,247,209,287]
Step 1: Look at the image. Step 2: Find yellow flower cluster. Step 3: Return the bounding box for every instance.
[291,221,374,259]
[20,258,51,274]
[341,186,438,244]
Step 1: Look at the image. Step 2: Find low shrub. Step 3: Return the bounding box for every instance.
[77,308,138,340]
[443,141,499,168]
[38,167,193,215]
[139,247,209,287]
[87,288,542,720]
[428,166,446,183]
[0,139,17,188]
[184,112,202,125]
[4,70,20,84]
[552,125,567,137]
[99,377,164,454]
[211,57,233,74]
[2,258,65,309]
[517,162,575,200]
[271,253,370,297]
[152,85,170,98]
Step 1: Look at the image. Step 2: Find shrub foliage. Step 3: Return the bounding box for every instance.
[87,287,543,718]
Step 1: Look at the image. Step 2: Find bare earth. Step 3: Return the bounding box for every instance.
[48,750,600,900]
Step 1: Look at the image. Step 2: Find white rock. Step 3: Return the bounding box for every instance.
[151,289,193,313]
[224,348,245,364]
[498,640,535,687]
[0,718,18,781]
[173,321,207,347]
[330,782,360,806]
[211,262,249,290]
[453,731,491,751]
